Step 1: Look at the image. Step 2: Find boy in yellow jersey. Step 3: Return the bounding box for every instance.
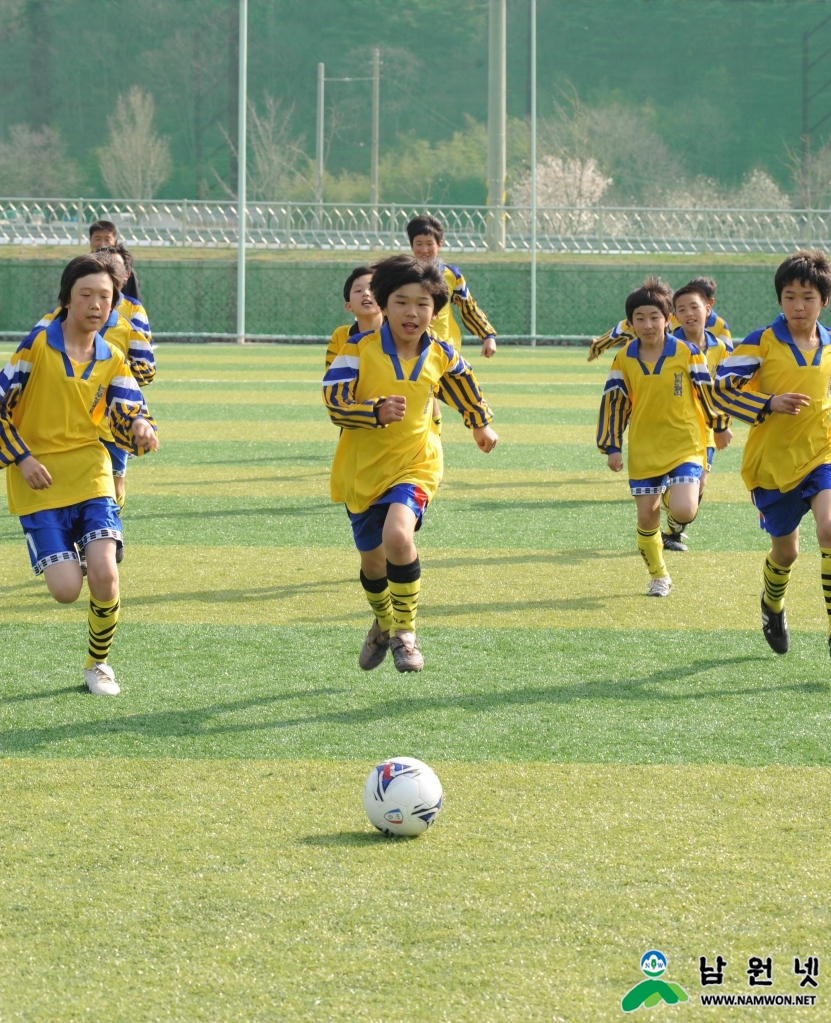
[587,276,731,362]
[323,255,497,672]
[95,243,152,341]
[713,250,831,656]
[661,282,734,550]
[0,253,158,695]
[597,277,728,596]
[25,249,155,516]
[324,266,383,370]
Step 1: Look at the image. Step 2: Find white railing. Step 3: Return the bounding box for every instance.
[1,197,830,254]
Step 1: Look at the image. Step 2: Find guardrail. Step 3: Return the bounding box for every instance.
[1,198,830,254]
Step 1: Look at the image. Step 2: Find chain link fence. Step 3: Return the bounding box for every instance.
[2,197,831,255]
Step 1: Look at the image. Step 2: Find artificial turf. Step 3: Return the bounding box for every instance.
[0,345,828,1022]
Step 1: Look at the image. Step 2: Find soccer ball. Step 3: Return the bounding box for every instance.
[362,757,443,837]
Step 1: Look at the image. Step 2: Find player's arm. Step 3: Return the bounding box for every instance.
[451,272,497,357]
[712,333,780,424]
[322,349,387,429]
[588,322,636,362]
[106,355,159,454]
[126,323,156,387]
[689,349,729,433]
[435,344,497,450]
[597,358,631,470]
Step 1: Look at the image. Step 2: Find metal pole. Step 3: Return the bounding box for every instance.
[486,0,506,251]
[529,0,537,347]
[371,48,380,210]
[236,0,247,344]
[803,27,810,208]
[316,62,325,206]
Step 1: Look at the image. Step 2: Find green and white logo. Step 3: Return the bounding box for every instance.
[621,950,690,1012]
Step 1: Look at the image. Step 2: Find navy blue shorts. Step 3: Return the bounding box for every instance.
[706,446,715,471]
[629,461,703,497]
[101,439,129,477]
[20,497,123,575]
[752,464,831,537]
[347,483,429,552]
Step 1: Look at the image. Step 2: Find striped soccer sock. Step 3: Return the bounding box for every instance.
[360,570,394,634]
[821,548,831,635]
[387,557,421,633]
[84,595,120,668]
[636,526,667,579]
[762,555,791,613]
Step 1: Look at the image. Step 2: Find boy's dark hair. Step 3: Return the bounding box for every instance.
[343,265,375,303]
[95,241,134,279]
[673,276,716,308]
[370,255,450,314]
[625,276,673,322]
[775,249,831,303]
[406,214,444,245]
[89,219,118,239]
[57,253,122,318]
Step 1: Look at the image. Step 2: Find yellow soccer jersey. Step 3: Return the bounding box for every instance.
[430,263,496,346]
[322,323,492,513]
[0,319,156,516]
[597,335,727,479]
[670,328,732,448]
[714,314,831,492]
[589,319,637,360]
[116,294,151,341]
[672,309,732,346]
[325,321,360,370]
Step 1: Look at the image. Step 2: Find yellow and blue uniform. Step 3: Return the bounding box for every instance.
[322,323,492,547]
[597,334,727,494]
[672,309,732,346]
[325,321,361,370]
[714,313,831,535]
[0,319,156,572]
[591,311,732,360]
[116,293,151,343]
[431,263,496,346]
[673,327,733,468]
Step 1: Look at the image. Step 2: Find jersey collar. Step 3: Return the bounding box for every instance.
[626,333,676,375]
[45,317,112,378]
[771,312,831,367]
[380,321,432,381]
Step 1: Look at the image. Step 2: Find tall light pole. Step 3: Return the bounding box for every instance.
[529,0,537,346]
[236,0,247,345]
[486,0,506,251]
[371,47,380,209]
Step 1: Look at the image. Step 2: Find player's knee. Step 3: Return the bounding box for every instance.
[47,577,83,604]
[817,521,831,549]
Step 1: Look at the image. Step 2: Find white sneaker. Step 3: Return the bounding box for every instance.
[646,576,672,597]
[83,662,120,695]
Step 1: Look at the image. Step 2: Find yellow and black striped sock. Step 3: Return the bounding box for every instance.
[636,526,667,579]
[360,570,394,634]
[84,595,120,668]
[821,548,831,635]
[387,557,421,633]
[762,555,791,613]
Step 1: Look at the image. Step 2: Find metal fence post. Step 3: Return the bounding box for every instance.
[77,199,84,244]
[181,200,188,247]
[389,203,396,248]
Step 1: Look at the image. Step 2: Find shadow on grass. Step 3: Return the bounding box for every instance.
[2,655,823,756]
[0,686,84,703]
[300,831,386,847]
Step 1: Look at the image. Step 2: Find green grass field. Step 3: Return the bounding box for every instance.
[0,345,828,1022]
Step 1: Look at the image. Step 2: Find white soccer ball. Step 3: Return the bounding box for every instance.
[362,757,443,837]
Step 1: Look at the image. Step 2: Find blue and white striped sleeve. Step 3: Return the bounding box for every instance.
[322,348,384,429]
[713,330,771,424]
[106,358,157,453]
[435,342,493,428]
[597,360,631,453]
[0,336,35,465]
[126,325,156,387]
[688,348,729,431]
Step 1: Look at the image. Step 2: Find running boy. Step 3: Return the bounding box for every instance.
[325,266,383,370]
[661,280,734,550]
[322,255,497,671]
[0,252,158,694]
[713,250,831,656]
[597,277,728,596]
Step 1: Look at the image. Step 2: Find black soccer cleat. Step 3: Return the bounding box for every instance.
[760,591,789,654]
[661,531,689,552]
[116,545,124,564]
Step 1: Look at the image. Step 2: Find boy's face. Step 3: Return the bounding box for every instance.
[383,283,436,344]
[411,233,442,261]
[780,279,827,331]
[65,272,114,333]
[90,230,117,251]
[673,292,708,335]
[631,305,668,345]
[345,274,379,317]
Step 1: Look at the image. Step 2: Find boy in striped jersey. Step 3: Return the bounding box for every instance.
[323,255,497,672]
[95,243,152,341]
[0,253,158,695]
[324,266,383,370]
[597,277,728,596]
[713,250,831,656]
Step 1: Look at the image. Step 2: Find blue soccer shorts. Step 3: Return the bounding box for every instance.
[347,483,429,552]
[20,497,123,575]
[752,463,831,537]
[706,446,715,472]
[101,439,129,477]
[629,461,703,497]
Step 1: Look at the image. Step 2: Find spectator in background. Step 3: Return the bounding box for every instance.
[89,219,142,303]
